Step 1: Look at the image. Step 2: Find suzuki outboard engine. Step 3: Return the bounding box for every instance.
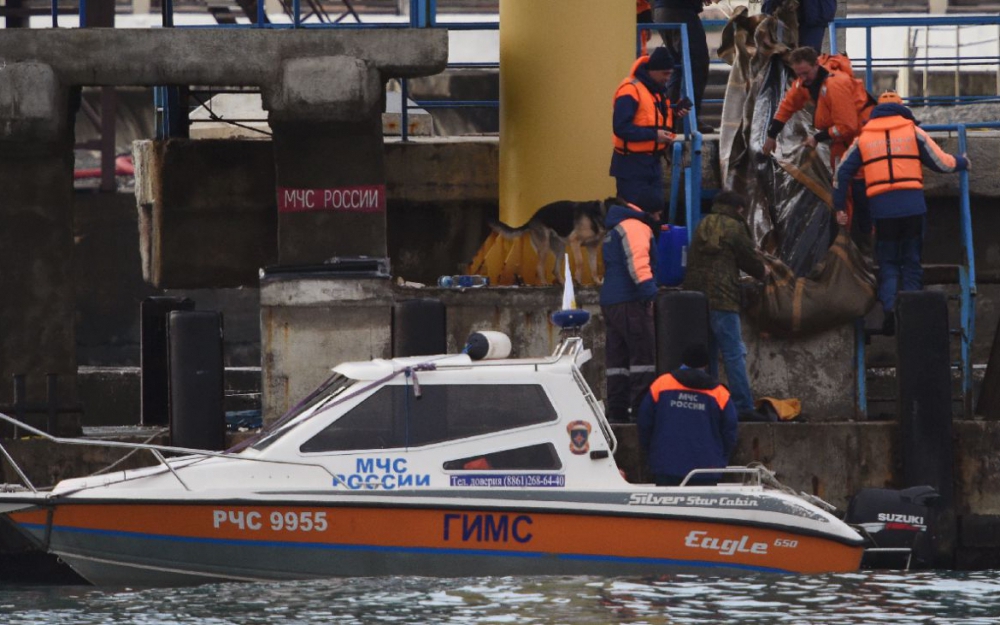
[845,485,939,569]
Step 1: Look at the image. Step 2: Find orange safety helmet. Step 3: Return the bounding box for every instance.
[878,91,904,105]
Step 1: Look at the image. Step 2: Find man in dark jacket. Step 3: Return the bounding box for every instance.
[763,0,837,52]
[834,92,970,335]
[611,47,687,207]
[683,190,766,418]
[637,343,738,486]
[600,194,661,424]
[653,0,716,133]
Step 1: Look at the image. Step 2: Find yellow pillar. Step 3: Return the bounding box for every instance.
[499,0,635,226]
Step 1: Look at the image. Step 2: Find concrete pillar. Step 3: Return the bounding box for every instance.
[264,56,388,265]
[498,0,632,226]
[0,63,78,420]
[260,275,393,423]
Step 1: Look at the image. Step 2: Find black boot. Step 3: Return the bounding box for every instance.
[882,312,896,337]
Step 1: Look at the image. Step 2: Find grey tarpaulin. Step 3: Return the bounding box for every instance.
[718,1,876,336]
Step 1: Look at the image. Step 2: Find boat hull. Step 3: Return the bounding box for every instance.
[8,500,863,585]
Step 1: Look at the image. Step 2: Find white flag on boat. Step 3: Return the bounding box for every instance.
[561,254,576,310]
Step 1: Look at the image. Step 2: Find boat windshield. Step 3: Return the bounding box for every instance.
[251,373,356,451]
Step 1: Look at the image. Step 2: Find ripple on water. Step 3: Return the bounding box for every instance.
[2,570,1000,624]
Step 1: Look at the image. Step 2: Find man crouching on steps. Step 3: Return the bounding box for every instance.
[600,194,662,424]
[638,344,738,486]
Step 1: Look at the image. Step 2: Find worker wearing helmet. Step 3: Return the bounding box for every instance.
[833,91,971,335]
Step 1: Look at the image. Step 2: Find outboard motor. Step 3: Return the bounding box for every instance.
[845,486,940,569]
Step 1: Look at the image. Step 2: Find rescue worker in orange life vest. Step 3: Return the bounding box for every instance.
[834,91,971,336]
[637,343,738,487]
[761,47,873,165]
[762,46,876,251]
[611,46,690,208]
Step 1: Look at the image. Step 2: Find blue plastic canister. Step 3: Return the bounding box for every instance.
[656,225,688,287]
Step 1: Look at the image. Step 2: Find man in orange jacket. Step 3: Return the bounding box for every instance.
[762,46,873,166]
[762,46,875,247]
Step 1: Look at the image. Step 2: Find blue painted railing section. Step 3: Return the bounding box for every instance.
[830,16,1000,105]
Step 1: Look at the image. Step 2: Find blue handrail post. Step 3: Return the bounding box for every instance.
[678,23,703,231]
[828,21,837,55]
[411,0,430,28]
[78,0,87,27]
[957,124,976,416]
[256,0,265,27]
[865,26,873,95]
[52,0,58,27]
[293,0,301,27]
[668,141,683,225]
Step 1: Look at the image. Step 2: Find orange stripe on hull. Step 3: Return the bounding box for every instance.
[11,504,862,574]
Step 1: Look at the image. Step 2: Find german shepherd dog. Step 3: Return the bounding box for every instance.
[489,198,616,285]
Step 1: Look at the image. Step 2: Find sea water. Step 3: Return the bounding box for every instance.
[2,571,1000,624]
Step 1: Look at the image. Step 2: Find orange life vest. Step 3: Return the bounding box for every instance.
[613,56,674,156]
[857,116,924,198]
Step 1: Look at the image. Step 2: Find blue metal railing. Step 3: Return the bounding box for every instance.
[829,16,1000,105]
[399,21,499,141]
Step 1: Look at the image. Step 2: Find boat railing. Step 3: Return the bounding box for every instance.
[551,336,618,455]
[683,464,839,513]
[0,410,341,494]
[680,465,772,487]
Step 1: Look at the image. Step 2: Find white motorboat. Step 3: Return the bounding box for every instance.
[0,331,864,586]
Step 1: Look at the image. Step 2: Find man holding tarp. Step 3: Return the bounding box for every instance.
[761,46,875,248]
[833,92,970,336]
[761,46,872,167]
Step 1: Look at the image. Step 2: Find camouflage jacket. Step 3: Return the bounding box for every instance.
[683,203,766,312]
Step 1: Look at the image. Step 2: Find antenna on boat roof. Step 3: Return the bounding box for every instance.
[550,254,590,332]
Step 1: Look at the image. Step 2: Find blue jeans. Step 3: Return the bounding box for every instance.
[615,175,663,212]
[875,216,924,313]
[709,310,754,414]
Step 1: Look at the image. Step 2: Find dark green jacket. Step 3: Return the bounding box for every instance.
[683,202,766,312]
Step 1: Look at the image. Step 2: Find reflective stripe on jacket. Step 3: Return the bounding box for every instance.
[599,203,658,307]
[613,56,674,156]
[857,116,924,197]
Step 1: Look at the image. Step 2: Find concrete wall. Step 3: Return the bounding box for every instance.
[138,137,499,288]
[134,139,278,288]
[258,281,860,423]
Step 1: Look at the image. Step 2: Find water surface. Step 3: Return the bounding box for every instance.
[3,571,1000,624]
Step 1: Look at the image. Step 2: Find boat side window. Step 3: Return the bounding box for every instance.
[443,443,562,471]
[300,384,557,453]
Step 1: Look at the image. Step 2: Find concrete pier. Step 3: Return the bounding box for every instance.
[0,27,447,412]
